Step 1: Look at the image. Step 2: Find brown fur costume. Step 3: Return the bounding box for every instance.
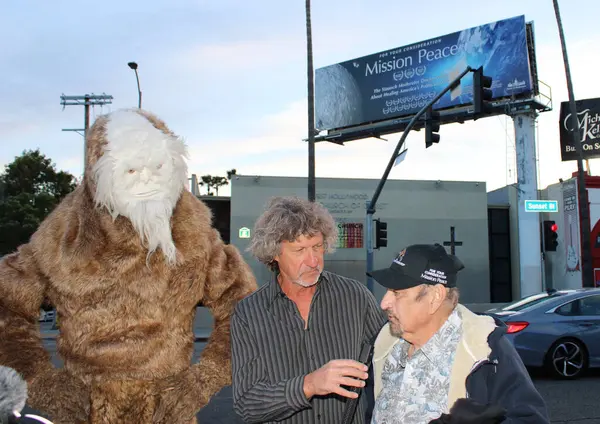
[0,110,258,423]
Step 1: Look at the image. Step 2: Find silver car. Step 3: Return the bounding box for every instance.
[486,288,600,379]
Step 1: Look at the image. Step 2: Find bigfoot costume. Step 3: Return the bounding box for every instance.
[0,109,257,423]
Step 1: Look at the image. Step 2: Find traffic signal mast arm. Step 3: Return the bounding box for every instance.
[366,65,473,215]
[365,65,475,293]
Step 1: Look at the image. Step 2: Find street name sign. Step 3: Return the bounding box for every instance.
[524,200,558,213]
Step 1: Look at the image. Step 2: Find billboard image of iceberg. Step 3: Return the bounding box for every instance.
[315,15,534,132]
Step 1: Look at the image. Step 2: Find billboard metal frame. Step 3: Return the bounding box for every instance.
[315,91,552,145]
[313,21,550,145]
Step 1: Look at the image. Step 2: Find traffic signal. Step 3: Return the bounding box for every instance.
[543,220,559,251]
[425,107,440,148]
[473,66,493,117]
[374,219,387,249]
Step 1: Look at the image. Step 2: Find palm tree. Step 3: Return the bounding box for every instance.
[210,176,229,196]
[201,175,213,195]
[552,0,593,286]
[306,0,316,201]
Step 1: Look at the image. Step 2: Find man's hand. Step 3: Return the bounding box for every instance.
[303,360,368,400]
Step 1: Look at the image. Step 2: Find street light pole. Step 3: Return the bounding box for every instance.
[128,62,142,109]
[553,0,594,288]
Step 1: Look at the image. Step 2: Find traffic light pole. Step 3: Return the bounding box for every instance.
[540,220,549,290]
[541,220,559,289]
[366,66,473,293]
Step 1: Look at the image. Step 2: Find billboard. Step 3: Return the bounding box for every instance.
[559,97,600,161]
[315,15,534,132]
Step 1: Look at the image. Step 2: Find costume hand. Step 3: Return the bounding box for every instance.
[27,368,90,423]
[153,367,202,424]
[303,359,368,399]
[428,398,507,424]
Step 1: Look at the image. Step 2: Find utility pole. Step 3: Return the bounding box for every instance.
[553,0,594,288]
[306,0,316,201]
[60,93,113,170]
[53,91,108,333]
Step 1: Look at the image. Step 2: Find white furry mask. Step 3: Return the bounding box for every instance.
[92,110,189,265]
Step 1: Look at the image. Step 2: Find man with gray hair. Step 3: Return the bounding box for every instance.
[369,243,549,424]
[231,196,387,424]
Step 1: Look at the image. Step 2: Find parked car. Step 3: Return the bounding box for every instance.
[486,288,600,379]
[39,309,55,322]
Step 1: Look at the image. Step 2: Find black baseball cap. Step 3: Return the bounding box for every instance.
[367,243,464,290]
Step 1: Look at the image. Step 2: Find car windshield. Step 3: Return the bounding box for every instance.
[500,291,567,312]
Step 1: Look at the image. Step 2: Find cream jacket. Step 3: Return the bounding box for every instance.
[372,304,497,410]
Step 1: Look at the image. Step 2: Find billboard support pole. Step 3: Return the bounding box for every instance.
[512,111,543,297]
[366,66,472,293]
[553,0,594,288]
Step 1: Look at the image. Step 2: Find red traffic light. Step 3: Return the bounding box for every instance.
[543,220,559,251]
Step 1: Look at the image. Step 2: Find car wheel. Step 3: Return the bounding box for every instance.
[545,338,588,379]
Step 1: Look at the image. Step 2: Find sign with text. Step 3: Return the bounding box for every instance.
[316,191,389,216]
[559,97,600,161]
[562,181,580,271]
[524,200,558,213]
[336,222,364,248]
[315,15,533,131]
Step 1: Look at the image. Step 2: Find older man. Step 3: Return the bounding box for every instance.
[368,243,549,424]
[231,196,387,424]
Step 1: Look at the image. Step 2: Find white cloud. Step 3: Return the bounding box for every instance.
[186,31,600,199]
[5,0,600,204]
[186,98,517,199]
[0,115,41,139]
[185,99,307,168]
[173,37,304,74]
[169,23,384,80]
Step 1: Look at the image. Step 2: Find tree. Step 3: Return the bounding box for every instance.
[553,0,593,287]
[0,149,77,255]
[200,175,213,195]
[210,176,228,196]
[195,170,238,196]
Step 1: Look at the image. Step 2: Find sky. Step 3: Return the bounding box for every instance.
[2,0,600,197]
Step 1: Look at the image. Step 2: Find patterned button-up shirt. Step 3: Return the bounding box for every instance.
[372,308,463,424]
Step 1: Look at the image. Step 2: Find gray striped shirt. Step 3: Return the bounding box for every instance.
[231,270,388,423]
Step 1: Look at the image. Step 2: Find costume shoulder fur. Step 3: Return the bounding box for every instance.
[0,109,258,423]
